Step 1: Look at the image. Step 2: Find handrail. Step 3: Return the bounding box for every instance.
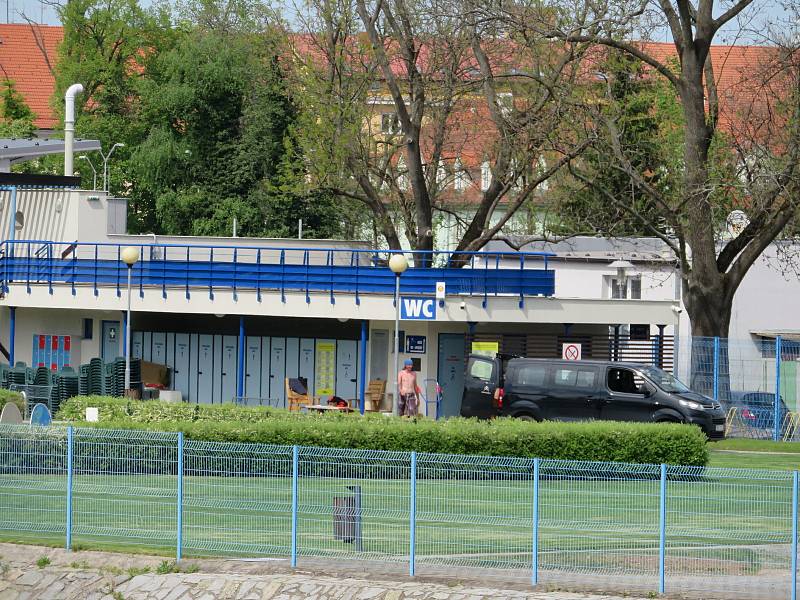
[0,239,555,260]
[0,239,556,305]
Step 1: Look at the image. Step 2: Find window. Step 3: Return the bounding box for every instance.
[396,156,409,191]
[607,367,643,394]
[454,158,469,191]
[516,364,547,386]
[553,367,596,389]
[607,276,642,299]
[629,324,650,341]
[496,92,513,117]
[481,161,492,191]
[436,160,447,187]
[381,113,401,135]
[630,277,641,299]
[469,358,495,381]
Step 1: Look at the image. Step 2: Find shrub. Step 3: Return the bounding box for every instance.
[0,389,25,417]
[56,396,709,465]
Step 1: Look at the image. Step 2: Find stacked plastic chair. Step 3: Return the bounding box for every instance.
[87,358,104,396]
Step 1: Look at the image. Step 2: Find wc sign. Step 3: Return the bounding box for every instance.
[400,296,437,320]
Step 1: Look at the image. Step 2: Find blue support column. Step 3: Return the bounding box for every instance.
[237,316,246,401]
[177,432,184,561]
[531,457,540,586]
[359,321,367,415]
[291,445,299,568]
[792,470,798,600]
[659,463,667,594]
[66,426,74,550]
[409,451,417,577]
[712,337,720,401]
[9,306,15,366]
[776,336,783,442]
[122,310,128,360]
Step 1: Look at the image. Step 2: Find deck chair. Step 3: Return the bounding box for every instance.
[366,379,387,412]
[286,377,314,412]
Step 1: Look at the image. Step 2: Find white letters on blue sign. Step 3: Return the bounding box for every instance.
[401,297,436,320]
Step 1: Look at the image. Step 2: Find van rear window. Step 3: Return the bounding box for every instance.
[469,359,494,381]
[554,367,596,389]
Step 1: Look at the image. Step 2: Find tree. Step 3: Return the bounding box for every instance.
[0,79,36,138]
[554,52,682,237]
[290,0,591,259]
[512,0,800,338]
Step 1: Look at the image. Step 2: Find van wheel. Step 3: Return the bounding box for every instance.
[516,414,538,422]
[656,416,682,424]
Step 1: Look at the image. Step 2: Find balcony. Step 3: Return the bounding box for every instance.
[0,240,555,308]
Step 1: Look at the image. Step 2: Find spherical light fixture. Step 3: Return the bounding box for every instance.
[121,246,140,266]
[389,253,408,274]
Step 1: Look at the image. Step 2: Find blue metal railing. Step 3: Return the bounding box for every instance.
[0,240,555,305]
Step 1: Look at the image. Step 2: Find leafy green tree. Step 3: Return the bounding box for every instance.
[555,54,682,237]
[0,79,36,138]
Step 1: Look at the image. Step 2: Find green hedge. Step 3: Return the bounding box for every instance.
[57,396,708,466]
[0,389,25,417]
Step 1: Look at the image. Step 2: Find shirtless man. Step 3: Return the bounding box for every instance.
[397,358,421,417]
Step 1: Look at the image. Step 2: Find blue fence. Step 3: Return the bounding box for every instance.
[0,240,555,306]
[0,424,797,599]
[678,336,800,441]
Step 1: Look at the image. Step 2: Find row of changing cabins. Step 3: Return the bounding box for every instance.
[131,332,362,405]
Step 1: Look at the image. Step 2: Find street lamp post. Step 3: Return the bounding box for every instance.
[121,246,140,393]
[101,143,125,193]
[389,253,408,416]
[78,155,97,190]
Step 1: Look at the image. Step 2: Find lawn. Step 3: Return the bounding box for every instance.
[0,467,793,580]
[708,439,800,470]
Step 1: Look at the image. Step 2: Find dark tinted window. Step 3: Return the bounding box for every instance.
[746,393,775,407]
[554,367,597,389]
[515,364,547,386]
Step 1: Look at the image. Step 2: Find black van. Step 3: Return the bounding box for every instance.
[460,354,727,439]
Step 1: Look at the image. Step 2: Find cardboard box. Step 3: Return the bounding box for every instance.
[141,361,170,387]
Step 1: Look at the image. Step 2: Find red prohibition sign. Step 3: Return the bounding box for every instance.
[564,344,580,360]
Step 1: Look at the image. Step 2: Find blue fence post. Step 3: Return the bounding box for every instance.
[291,445,299,568]
[659,463,667,595]
[176,432,184,561]
[531,457,540,586]
[712,337,720,401]
[66,426,73,550]
[409,451,417,577]
[776,336,783,442]
[792,470,798,600]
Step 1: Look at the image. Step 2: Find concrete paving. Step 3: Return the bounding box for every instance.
[0,542,659,600]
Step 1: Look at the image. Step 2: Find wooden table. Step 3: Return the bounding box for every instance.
[304,404,355,413]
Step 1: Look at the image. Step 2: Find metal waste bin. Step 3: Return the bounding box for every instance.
[333,485,362,550]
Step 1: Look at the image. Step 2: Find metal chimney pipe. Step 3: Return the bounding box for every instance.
[64,83,84,176]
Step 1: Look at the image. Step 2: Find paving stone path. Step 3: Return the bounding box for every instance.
[0,543,658,600]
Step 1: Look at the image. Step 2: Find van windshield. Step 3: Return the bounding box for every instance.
[639,366,691,393]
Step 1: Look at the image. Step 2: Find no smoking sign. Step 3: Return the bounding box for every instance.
[562,343,582,361]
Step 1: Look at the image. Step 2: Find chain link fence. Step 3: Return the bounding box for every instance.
[0,424,797,598]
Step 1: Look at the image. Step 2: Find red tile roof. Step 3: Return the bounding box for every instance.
[0,23,62,129]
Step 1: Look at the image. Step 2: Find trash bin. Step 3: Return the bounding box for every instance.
[333,485,362,550]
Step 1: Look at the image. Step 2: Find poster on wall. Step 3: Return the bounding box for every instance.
[471,341,498,357]
[32,335,71,370]
[315,341,336,396]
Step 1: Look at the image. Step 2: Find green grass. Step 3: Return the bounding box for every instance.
[712,439,800,453]
[0,470,791,578]
[707,439,800,470]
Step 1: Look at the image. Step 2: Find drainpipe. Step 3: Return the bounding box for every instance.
[64,84,84,176]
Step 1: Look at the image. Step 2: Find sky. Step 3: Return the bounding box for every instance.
[3,0,794,45]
